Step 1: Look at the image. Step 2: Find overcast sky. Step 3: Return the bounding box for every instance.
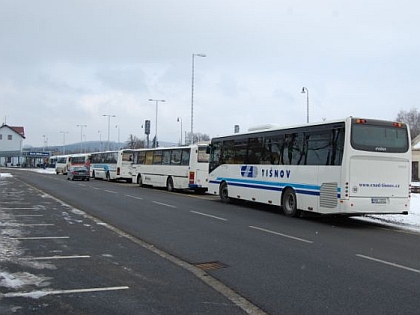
[1,0,419,148]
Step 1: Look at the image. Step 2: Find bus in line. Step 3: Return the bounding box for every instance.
[68,153,91,169]
[207,117,411,216]
[131,144,209,192]
[55,155,71,175]
[90,149,133,182]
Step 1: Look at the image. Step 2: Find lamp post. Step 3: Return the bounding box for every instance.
[115,125,120,148]
[59,131,68,154]
[148,99,166,147]
[177,117,183,145]
[191,53,206,144]
[42,135,46,152]
[98,131,102,151]
[102,114,116,151]
[76,124,87,153]
[301,87,309,123]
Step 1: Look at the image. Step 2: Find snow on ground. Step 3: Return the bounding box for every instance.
[1,168,420,233]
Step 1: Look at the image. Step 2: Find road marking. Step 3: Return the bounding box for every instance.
[190,211,227,221]
[125,194,143,200]
[249,226,314,244]
[3,224,54,227]
[104,190,118,194]
[20,255,91,260]
[356,254,420,274]
[14,215,44,217]
[10,236,70,240]
[2,286,130,298]
[90,186,100,190]
[152,201,177,208]
[0,207,39,210]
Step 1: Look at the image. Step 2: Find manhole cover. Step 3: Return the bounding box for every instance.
[193,261,228,271]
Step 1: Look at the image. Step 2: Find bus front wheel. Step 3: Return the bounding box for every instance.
[282,188,299,217]
[219,182,230,203]
[167,177,174,192]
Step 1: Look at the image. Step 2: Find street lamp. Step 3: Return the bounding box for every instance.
[177,117,183,145]
[98,130,102,151]
[191,53,206,144]
[102,114,116,151]
[59,131,68,154]
[301,87,309,123]
[77,124,87,153]
[148,99,166,147]
[115,125,120,148]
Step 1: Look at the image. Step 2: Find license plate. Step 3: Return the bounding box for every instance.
[371,198,387,204]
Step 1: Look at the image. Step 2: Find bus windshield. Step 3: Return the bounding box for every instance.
[351,120,409,153]
[197,146,210,163]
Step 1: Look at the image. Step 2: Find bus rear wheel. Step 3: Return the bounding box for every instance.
[282,188,299,217]
[219,182,230,203]
[167,177,174,192]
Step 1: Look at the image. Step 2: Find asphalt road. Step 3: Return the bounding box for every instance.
[2,169,420,315]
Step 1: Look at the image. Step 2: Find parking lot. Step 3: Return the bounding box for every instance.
[0,173,248,315]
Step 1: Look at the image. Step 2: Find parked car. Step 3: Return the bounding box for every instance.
[67,166,90,181]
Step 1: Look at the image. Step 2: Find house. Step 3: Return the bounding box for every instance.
[0,124,26,166]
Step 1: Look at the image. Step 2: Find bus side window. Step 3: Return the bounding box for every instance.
[181,149,190,165]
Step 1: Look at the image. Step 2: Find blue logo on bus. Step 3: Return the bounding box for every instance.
[241,165,258,178]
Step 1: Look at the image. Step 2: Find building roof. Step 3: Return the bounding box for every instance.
[0,124,26,138]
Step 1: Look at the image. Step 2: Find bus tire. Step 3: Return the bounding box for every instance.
[282,188,299,217]
[219,182,230,203]
[167,177,174,192]
[137,175,143,187]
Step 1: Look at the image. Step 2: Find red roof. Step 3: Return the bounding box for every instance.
[1,124,26,138]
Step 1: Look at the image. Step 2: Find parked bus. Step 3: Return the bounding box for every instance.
[207,117,411,217]
[90,149,133,182]
[68,153,91,169]
[55,155,71,175]
[131,144,209,192]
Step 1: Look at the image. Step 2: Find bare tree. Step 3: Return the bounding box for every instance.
[125,134,145,149]
[396,108,420,139]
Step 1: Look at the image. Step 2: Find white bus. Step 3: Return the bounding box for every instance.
[90,149,133,182]
[68,153,91,169]
[207,117,411,217]
[131,144,209,192]
[55,155,71,175]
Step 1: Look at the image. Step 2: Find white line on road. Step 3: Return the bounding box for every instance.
[14,215,44,217]
[152,201,177,208]
[19,255,91,260]
[190,210,228,221]
[125,194,143,200]
[2,286,130,298]
[249,226,314,244]
[90,186,100,190]
[1,223,54,227]
[0,208,39,210]
[104,190,118,194]
[10,236,70,240]
[356,254,420,274]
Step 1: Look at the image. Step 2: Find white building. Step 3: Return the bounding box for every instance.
[0,124,25,166]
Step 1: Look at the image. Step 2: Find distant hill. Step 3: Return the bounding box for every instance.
[23,140,178,155]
